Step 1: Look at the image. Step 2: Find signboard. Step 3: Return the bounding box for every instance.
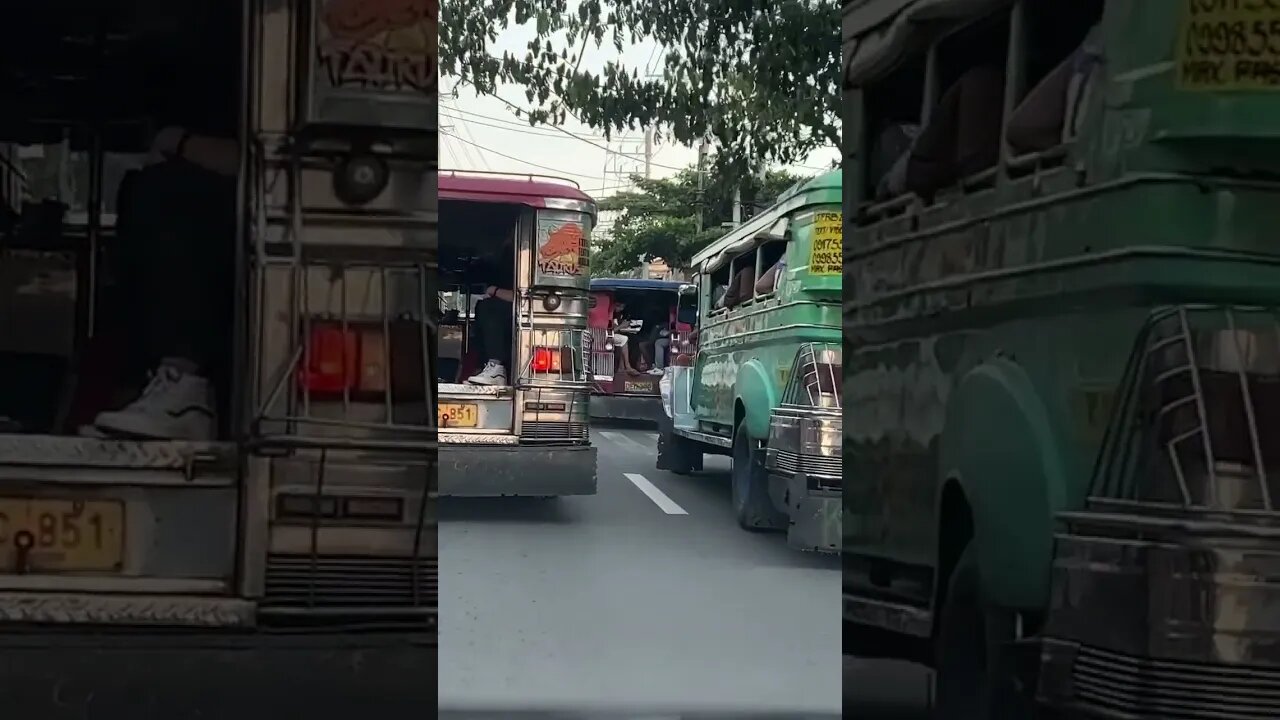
[1177,0,1280,90]
[808,211,843,276]
[535,214,590,283]
[304,0,438,128]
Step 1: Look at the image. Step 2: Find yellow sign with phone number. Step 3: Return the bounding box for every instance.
[808,212,843,276]
[1177,0,1280,91]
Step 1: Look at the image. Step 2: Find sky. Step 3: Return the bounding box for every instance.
[440,19,841,205]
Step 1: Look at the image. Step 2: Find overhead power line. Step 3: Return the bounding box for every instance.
[443,105,625,141]
[459,85,689,173]
[440,131,607,182]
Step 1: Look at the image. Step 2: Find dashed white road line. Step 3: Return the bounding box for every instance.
[599,430,652,454]
[623,473,688,515]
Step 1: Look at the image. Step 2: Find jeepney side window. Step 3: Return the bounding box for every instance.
[722,250,757,311]
[706,264,730,316]
[754,239,788,298]
[861,52,926,208]
[1004,0,1105,169]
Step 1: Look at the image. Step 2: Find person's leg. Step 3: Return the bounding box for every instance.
[467,297,511,385]
[92,162,234,440]
[653,336,669,370]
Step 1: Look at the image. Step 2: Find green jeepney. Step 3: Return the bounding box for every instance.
[657,170,842,553]
[843,0,1280,718]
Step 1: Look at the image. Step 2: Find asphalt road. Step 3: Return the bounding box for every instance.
[438,424,842,714]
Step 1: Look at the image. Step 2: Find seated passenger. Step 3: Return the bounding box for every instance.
[86,125,239,441]
[878,65,1006,202]
[755,257,786,295]
[1006,25,1103,155]
[637,319,669,375]
[871,123,920,201]
[906,65,1006,200]
[610,301,642,375]
[718,266,755,310]
[467,244,516,386]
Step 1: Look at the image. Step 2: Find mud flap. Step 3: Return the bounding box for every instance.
[785,471,840,553]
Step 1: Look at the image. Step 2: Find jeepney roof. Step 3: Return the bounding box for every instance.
[438,170,596,208]
[843,0,1007,85]
[690,169,841,271]
[590,278,686,292]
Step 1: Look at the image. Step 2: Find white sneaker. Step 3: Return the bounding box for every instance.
[92,364,216,441]
[467,360,508,386]
[647,367,663,375]
[78,424,107,438]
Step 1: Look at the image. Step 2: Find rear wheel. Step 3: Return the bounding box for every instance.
[731,420,785,530]
[656,415,702,474]
[933,547,1035,720]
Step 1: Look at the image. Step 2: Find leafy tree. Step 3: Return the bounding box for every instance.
[593,165,807,275]
[439,0,839,177]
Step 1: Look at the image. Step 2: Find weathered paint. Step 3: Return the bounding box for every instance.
[843,0,1280,615]
[691,172,843,439]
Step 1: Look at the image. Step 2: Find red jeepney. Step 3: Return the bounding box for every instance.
[587,278,692,423]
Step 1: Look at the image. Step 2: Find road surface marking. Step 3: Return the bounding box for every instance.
[623,473,688,515]
[600,430,651,453]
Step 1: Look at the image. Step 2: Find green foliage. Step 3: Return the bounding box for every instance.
[439,0,840,177]
[592,166,806,275]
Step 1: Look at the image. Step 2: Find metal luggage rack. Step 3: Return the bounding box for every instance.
[513,323,591,389]
[781,342,843,411]
[250,256,437,453]
[439,168,582,189]
[248,126,440,450]
[1088,305,1280,516]
[514,322,591,444]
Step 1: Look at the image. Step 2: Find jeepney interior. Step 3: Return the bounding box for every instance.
[437,199,520,383]
[856,0,1104,218]
[593,288,680,373]
[705,229,789,315]
[0,1,242,439]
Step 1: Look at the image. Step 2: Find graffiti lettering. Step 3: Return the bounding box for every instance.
[319,43,436,93]
[537,257,583,277]
[318,0,437,94]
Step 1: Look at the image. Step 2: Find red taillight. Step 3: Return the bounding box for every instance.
[532,346,562,373]
[298,321,426,398]
[299,325,358,393]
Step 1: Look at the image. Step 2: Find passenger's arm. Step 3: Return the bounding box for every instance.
[485,286,515,303]
[178,134,241,178]
[754,264,778,295]
[1006,53,1074,156]
[152,127,240,177]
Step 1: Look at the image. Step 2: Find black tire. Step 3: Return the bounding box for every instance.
[656,415,702,474]
[731,420,785,531]
[933,547,1035,720]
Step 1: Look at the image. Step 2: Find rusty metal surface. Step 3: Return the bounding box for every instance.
[0,592,253,627]
[0,436,233,469]
[1039,305,1280,718]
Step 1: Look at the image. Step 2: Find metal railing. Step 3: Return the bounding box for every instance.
[1091,305,1280,513]
[782,342,843,410]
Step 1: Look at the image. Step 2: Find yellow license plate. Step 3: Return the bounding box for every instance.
[439,403,479,428]
[0,497,125,572]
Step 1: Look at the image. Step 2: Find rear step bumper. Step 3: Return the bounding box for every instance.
[589,393,664,424]
[0,629,435,713]
[438,444,597,497]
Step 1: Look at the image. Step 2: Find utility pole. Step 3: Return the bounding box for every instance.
[643,127,653,180]
[696,136,710,233]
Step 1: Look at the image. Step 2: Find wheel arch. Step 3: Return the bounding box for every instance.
[935,356,1072,612]
[734,358,778,441]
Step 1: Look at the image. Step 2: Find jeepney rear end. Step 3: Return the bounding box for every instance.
[0,0,438,709]
[1038,306,1280,719]
[765,343,842,553]
[435,173,597,497]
